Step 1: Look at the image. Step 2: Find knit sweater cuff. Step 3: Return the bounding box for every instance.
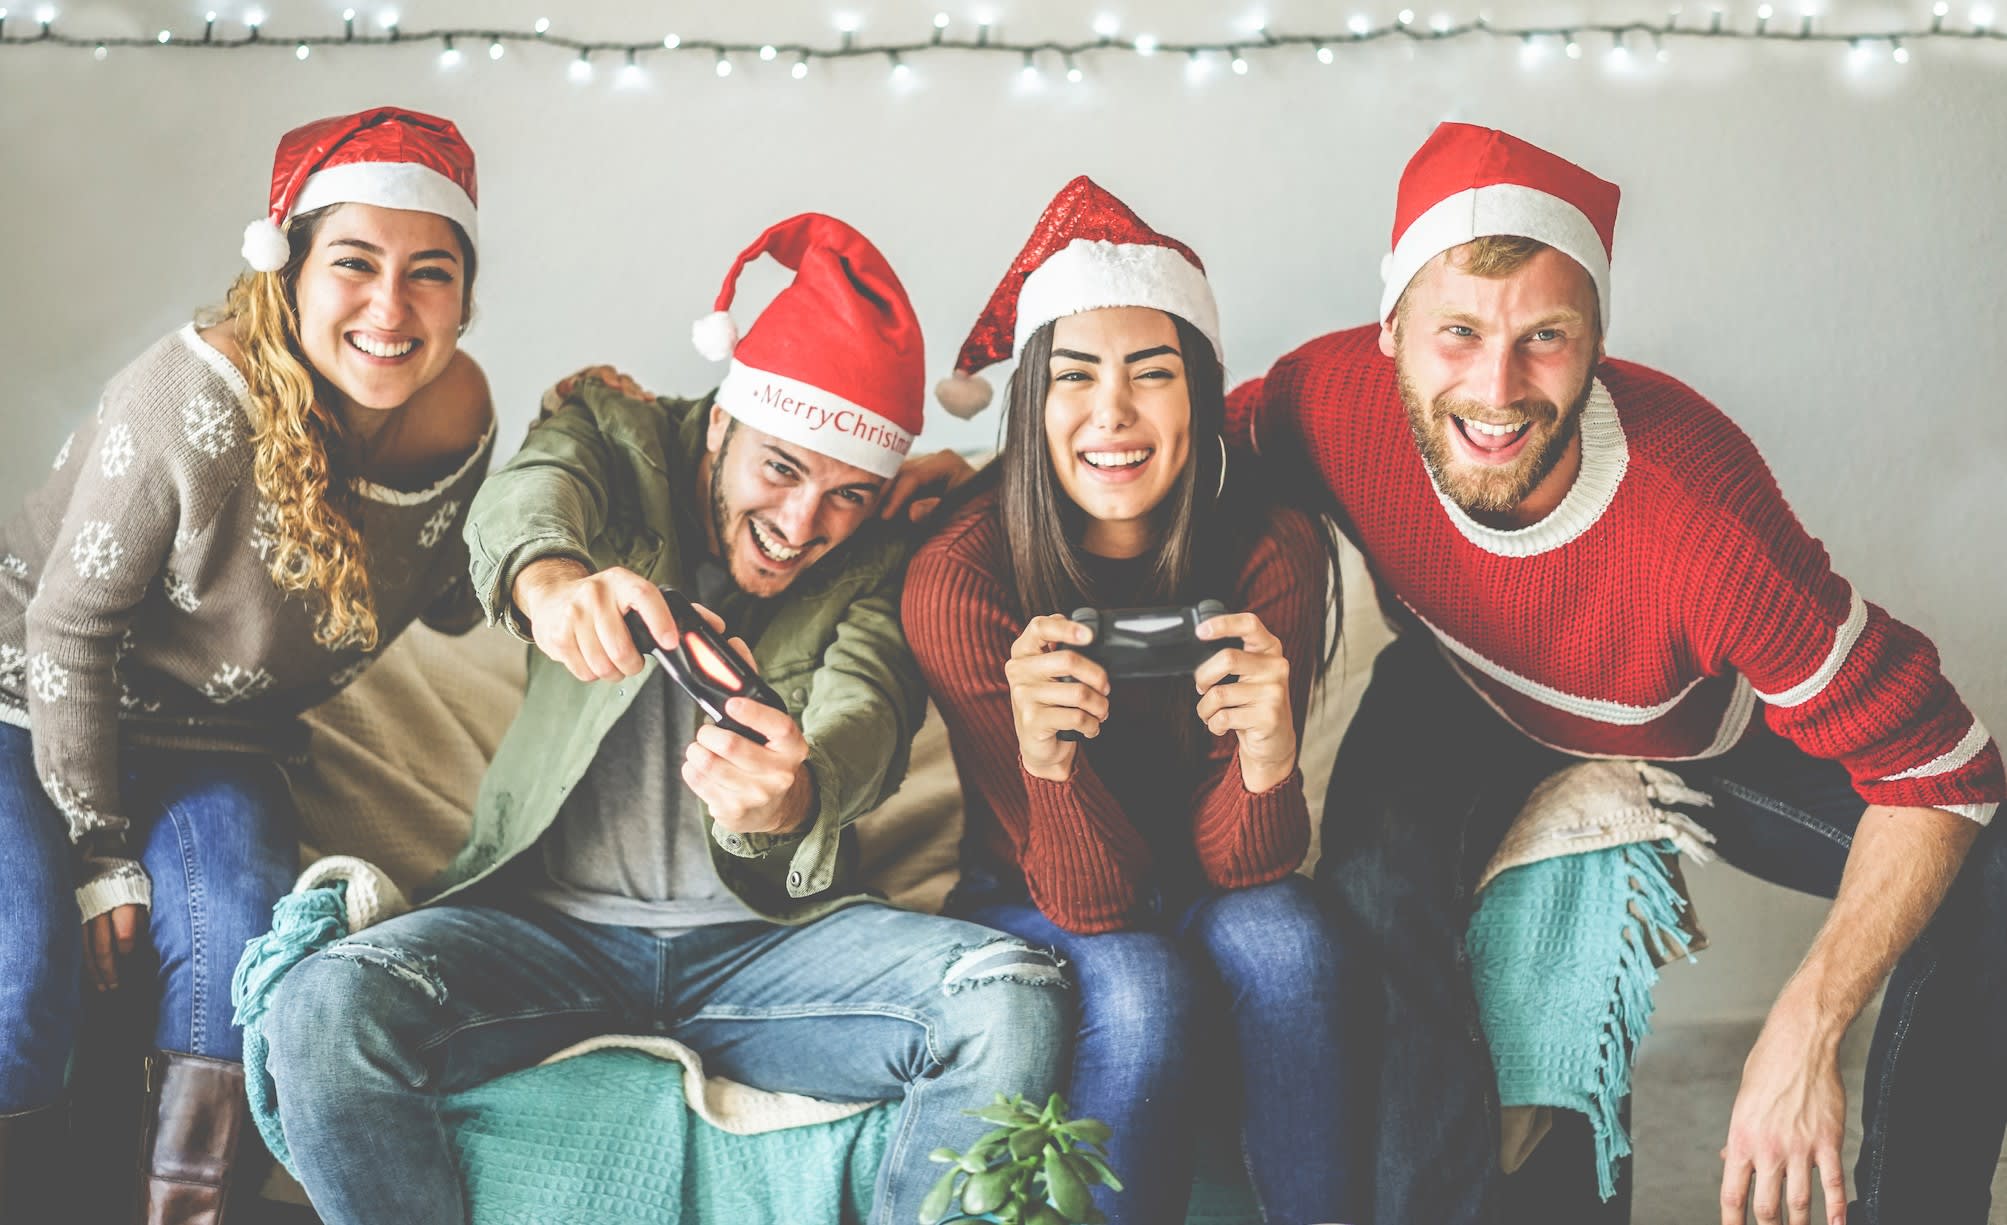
[1018,760,1154,929]
[75,858,152,923]
[1193,755,1310,887]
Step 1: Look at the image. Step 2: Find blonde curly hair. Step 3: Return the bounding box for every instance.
[217,204,476,650]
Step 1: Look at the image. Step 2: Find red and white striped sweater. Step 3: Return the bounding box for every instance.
[1229,324,2001,824]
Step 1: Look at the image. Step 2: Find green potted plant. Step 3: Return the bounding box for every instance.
[920,1092,1122,1225]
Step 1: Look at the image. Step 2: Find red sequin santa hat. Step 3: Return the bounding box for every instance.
[690,214,926,480]
[241,107,478,272]
[935,176,1221,418]
[1380,122,1621,330]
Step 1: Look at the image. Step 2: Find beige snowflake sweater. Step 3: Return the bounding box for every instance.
[0,324,494,921]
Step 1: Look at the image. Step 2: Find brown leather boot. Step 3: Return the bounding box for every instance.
[1,1096,69,1225]
[133,1052,251,1225]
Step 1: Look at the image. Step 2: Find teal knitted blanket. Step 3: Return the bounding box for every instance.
[230,883,890,1223]
[233,884,1268,1224]
[1465,841,1691,1201]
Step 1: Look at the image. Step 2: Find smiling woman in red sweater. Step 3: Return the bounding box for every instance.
[903,178,1369,1225]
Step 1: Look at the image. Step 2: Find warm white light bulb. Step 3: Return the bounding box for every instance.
[488,38,504,59]
[1565,37,1581,57]
[934,11,950,29]
[34,4,54,23]
[1348,14,1371,35]
[663,33,680,49]
[1231,53,1249,73]
[791,56,809,78]
[377,8,397,29]
[534,17,550,34]
[1397,9,1415,25]
[1891,41,1909,61]
[156,29,170,42]
[439,43,462,67]
[243,7,264,28]
[715,53,732,76]
[569,55,592,81]
[1134,33,1159,54]
[1430,14,1451,32]
[294,41,310,59]
[1316,44,1334,63]
[760,44,776,60]
[1093,13,1119,37]
[835,13,860,33]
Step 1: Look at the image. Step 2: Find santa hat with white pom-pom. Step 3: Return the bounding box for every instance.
[937,175,1221,418]
[692,213,927,480]
[241,107,478,273]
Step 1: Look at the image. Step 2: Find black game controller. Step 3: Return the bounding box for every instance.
[625,587,787,745]
[1056,599,1242,742]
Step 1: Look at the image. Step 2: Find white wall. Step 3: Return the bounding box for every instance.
[3,0,2002,1023]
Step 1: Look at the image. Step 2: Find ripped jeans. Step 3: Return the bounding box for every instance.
[261,897,1070,1225]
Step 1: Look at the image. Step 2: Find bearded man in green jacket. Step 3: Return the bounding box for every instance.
[261,215,1069,1225]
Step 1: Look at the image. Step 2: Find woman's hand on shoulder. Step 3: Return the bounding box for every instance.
[1005,614,1110,782]
[1193,610,1297,793]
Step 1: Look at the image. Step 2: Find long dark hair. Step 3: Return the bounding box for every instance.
[940,311,1341,687]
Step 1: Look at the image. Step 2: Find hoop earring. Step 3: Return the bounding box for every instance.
[1215,433,1229,499]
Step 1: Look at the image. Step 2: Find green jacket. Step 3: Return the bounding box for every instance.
[435,377,924,924]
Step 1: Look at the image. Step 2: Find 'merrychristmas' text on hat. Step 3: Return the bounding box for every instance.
[691,214,926,480]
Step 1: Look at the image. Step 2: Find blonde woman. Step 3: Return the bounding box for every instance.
[0,108,493,1218]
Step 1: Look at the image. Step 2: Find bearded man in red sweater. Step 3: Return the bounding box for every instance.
[1227,122,2004,1225]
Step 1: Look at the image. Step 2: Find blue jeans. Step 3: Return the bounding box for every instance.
[261,897,1070,1225]
[956,871,1372,1225]
[1322,633,2007,1225]
[0,722,297,1111]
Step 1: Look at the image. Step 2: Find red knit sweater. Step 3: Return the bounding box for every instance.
[1228,325,2002,824]
[904,490,1325,933]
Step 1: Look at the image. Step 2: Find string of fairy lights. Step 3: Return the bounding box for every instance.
[2,5,2000,80]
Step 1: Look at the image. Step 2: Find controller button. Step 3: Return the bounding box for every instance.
[787,870,805,890]
[724,834,743,851]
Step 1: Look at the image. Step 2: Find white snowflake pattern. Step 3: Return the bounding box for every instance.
[200,663,274,705]
[117,679,163,714]
[0,643,25,686]
[40,774,104,831]
[327,658,373,688]
[98,423,137,478]
[249,501,282,562]
[418,501,460,550]
[162,573,201,613]
[52,433,74,470]
[0,554,27,579]
[182,392,241,458]
[70,521,124,580]
[27,652,70,702]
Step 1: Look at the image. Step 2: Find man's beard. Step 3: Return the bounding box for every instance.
[1398,368,1591,517]
[707,419,737,568]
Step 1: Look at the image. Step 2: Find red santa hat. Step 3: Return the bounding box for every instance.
[1380,123,1621,330]
[935,175,1221,418]
[242,107,478,273]
[691,214,925,480]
